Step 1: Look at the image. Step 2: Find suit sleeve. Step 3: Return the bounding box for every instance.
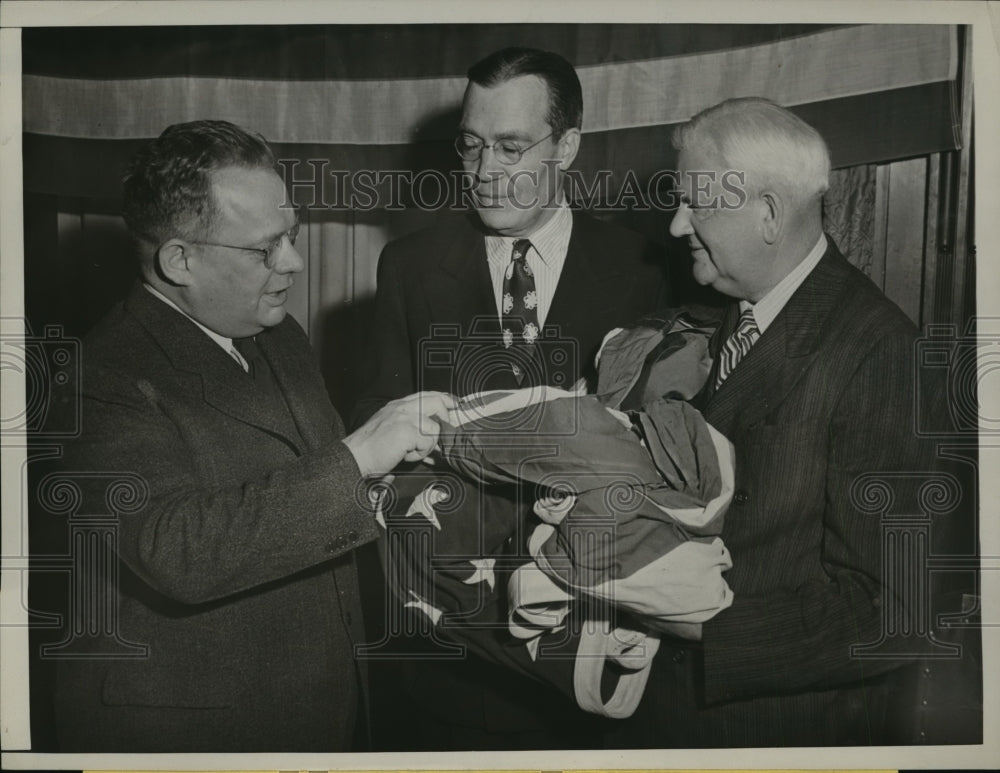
[350,242,415,429]
[699,327,935,701]
[64,367,379,607]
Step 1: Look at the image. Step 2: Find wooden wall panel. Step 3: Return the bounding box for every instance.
[872,164,890,294]
[883,157,928,325]
[922,153,942,325]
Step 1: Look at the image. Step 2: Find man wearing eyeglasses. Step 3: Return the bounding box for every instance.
[51,119,454,752]
[353,46,666,423]
[352,48,667,750]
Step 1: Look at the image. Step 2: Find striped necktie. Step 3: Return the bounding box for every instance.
[501,238,539,384]
[715,308,760,388]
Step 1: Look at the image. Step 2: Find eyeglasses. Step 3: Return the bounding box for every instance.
[454,132,555,165]
[191,221,300,269]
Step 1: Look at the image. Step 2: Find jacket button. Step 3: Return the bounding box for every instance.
[347,530,359,542]
[734,490,749,505]
[672,649,686,663]
[324,541,337,553]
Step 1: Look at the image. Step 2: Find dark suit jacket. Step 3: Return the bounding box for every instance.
[53,284,379,752]
[352,210,667,426]
[607,239,942,747]
[351,210,666,747]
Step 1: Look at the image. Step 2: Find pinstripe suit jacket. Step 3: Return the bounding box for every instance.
[608,239,938,747]
[53,283,378,752]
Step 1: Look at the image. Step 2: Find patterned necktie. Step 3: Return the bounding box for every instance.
[715,307,760,389]
[501,238,539,383]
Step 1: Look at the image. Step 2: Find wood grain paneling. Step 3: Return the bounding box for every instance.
[883,157,927,325]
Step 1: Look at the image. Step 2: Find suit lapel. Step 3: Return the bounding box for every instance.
[546,212,624,329]
[433,214,522,390]
[436,214,500,336]
[127,285,305,451]
[257,323,337,450]
[702,243,851,436]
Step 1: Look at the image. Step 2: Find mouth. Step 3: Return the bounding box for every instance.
[263,287,291,304]
[475,192,508,206]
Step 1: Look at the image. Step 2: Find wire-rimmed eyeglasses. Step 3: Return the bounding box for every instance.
[191,220,301,270]
[454,132,555,165]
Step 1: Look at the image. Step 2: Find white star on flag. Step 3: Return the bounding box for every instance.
[404,485,448,530]
[462,558,496,591]
[404,590,443,625]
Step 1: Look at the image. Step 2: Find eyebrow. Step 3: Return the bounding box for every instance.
[458,128,534,142]
[256,209,299,246]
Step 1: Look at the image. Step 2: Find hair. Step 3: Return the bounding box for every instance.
[467,47,583,138]
[122,119,277,246]
[672,97,830,203]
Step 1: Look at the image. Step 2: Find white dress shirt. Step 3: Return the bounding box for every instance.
[740,234,827,333]
[485,203,573,328]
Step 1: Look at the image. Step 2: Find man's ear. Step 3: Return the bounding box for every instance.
[760,190,783,244]
[155,239,194,286]
[556,128,581,171]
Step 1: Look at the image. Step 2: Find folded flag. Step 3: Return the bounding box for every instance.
[373,308,732,718]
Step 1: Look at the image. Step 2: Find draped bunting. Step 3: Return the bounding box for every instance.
[23,23,961,203]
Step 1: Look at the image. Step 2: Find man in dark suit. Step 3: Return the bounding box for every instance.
[353,46,666,422]
[352,48,666,750]
[607,97,947,747]
[51,120,452,752]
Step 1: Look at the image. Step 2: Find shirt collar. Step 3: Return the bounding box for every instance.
[485,199,571,267]
[742,233,827,334]
[143,283,236,354]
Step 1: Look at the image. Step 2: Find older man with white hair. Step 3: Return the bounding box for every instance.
[607,97,944,747]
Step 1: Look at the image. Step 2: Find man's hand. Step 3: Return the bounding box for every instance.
[342,391,456,477]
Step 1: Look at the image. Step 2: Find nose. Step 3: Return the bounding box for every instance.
[473,146,506,191]
[273,235,305,274]
[669,202,693,238]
